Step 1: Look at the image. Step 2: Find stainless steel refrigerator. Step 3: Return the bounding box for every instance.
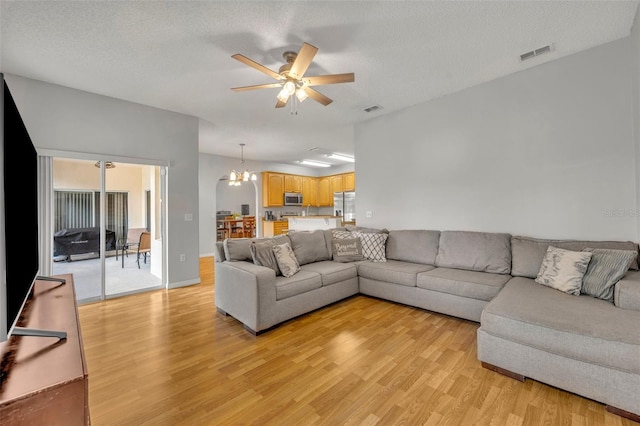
[333,191,356,221]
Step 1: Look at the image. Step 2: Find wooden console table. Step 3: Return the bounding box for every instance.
[0,274,89,425]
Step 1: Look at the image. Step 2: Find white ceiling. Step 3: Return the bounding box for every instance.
[1,1,638,165]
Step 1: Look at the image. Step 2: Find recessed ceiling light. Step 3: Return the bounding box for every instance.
[299,160,331,168]
[326,153,355,163]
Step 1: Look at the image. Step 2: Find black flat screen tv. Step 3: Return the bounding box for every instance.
[0,74,41,343]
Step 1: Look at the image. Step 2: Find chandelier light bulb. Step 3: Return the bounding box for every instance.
[229,171,237,181]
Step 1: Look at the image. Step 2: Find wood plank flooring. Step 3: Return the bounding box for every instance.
[77,257,635,425]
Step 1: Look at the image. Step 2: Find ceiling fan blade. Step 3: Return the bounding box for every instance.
[289,42,318,80]
[305,88,333,106]
[231,83,283,92]
[275,98,288,108]
[302,73,355,87]
[232,53,282,80]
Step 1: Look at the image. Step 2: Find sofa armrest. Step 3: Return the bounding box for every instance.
[615,270,640,312]
[214,261,277,332]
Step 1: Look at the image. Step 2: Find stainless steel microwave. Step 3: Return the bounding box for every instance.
[284,192,303,206]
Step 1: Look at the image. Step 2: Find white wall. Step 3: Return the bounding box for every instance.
[355,37,637,241]
[216,180,256,216]
[6,75,201,288]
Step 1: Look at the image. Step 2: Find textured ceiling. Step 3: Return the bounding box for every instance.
[1,1,638,165]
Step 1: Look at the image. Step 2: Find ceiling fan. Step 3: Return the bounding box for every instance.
[231,42,355,108]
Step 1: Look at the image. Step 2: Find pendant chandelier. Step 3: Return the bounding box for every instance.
[228,143,257,186]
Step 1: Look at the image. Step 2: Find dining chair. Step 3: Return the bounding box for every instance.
[241,216,256,238]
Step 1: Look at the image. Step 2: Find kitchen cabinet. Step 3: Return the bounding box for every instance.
[262,172,284,207]
[262,220,289,237]
[344,172,355,191]
[302,176,318,207]
[284,174,302,193]
[330,174,344,193]
[318,177,332,206]
[262,171,354,208]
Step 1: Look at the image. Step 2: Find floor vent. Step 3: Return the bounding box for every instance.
[363,104,383,113]
[520,44,552,61]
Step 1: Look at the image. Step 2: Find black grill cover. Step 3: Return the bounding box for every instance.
[54,227,116,257]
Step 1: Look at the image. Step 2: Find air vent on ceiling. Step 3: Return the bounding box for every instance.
[520,44,552,61]
[363,104,383,113]
[308,147,320,152]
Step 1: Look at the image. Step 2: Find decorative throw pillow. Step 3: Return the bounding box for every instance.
[250,241,281,276]
[332,230,354,240]
[272,243,300,278]
[331,238,365,263]
[535,246,592,295]
[581,248,637,301]
[353,231,388,262]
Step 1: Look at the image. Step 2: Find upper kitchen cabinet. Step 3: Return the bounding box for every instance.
[262,172,284,207]
[318,177,332,206]
[302,176,318,207]
[330,174,344,193]
[344,172,355,191]
[284,174,302,193]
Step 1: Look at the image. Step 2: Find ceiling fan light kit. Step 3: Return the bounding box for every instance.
[228,143,257,186]
[231,42,355,110]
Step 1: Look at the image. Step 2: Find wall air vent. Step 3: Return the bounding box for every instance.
[363,104,383,113]
[520,44,552,61]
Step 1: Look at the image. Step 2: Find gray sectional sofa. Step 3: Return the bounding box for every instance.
[213,228,640,421]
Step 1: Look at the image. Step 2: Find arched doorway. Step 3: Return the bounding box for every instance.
[215,177,260,240]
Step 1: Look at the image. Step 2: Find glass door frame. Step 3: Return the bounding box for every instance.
[39,149,168,302]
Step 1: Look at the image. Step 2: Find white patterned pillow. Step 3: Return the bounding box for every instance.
[535,246,592,295]
[272,243,301,278]
[353,231,388,262]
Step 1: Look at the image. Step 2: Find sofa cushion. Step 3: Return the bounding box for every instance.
[250,240,281,276]
[357,260,435,287]
[223,235,290,262]
[300,261,358,286]
[275,270,322,300]
[273,242,301,278]
[481,277,640,374]
[435,231,511,274]
[353,231,389,262]
[386,230,440,265]
[417,267,510,301]
[331,238,364,262]
[534,246,592,296]
[288,230,331,266]
[581,248,638,301]
[511,235,640,278]
[223,238,256,262]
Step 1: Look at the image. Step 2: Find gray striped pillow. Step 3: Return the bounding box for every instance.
[581,248,638,301]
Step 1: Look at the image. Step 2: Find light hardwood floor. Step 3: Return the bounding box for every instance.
[78,257,635,426]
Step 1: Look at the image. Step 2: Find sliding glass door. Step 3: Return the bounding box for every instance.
[50,158,164,303]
